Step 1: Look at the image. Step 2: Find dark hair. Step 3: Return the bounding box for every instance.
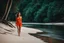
[16,12,21,17]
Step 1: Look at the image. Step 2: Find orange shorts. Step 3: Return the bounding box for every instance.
[16,22,22,27]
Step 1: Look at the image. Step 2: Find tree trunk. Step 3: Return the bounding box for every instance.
[5,0,13,20]
[2,0,10,20]
[1,0,15,28]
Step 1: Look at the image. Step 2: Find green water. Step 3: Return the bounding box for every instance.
[23,25,64,40]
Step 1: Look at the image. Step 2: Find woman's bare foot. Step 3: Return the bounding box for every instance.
[18,34,20,36]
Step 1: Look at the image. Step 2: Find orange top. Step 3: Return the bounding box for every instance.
[16,16,22,27]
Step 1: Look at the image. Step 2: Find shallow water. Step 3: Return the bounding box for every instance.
[23,24,64,40]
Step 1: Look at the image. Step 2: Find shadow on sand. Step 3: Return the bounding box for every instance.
[0,26,18,36]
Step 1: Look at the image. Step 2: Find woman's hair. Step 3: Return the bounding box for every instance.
[16,12,21,17]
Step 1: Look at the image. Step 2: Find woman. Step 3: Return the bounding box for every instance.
[16,12,22,36]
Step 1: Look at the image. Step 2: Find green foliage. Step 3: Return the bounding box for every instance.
[9,0,64,22]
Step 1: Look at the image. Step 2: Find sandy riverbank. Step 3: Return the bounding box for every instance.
[0,23,46,43]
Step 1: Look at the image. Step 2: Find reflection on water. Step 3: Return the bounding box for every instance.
[23,25,64,40]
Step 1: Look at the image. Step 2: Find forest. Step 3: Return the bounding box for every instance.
[0,0,64,23]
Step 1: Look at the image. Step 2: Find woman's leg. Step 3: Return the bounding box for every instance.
[17,26,19,36]
[18,26,21,36]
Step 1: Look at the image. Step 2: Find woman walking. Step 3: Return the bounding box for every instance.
[16,12,22,36]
